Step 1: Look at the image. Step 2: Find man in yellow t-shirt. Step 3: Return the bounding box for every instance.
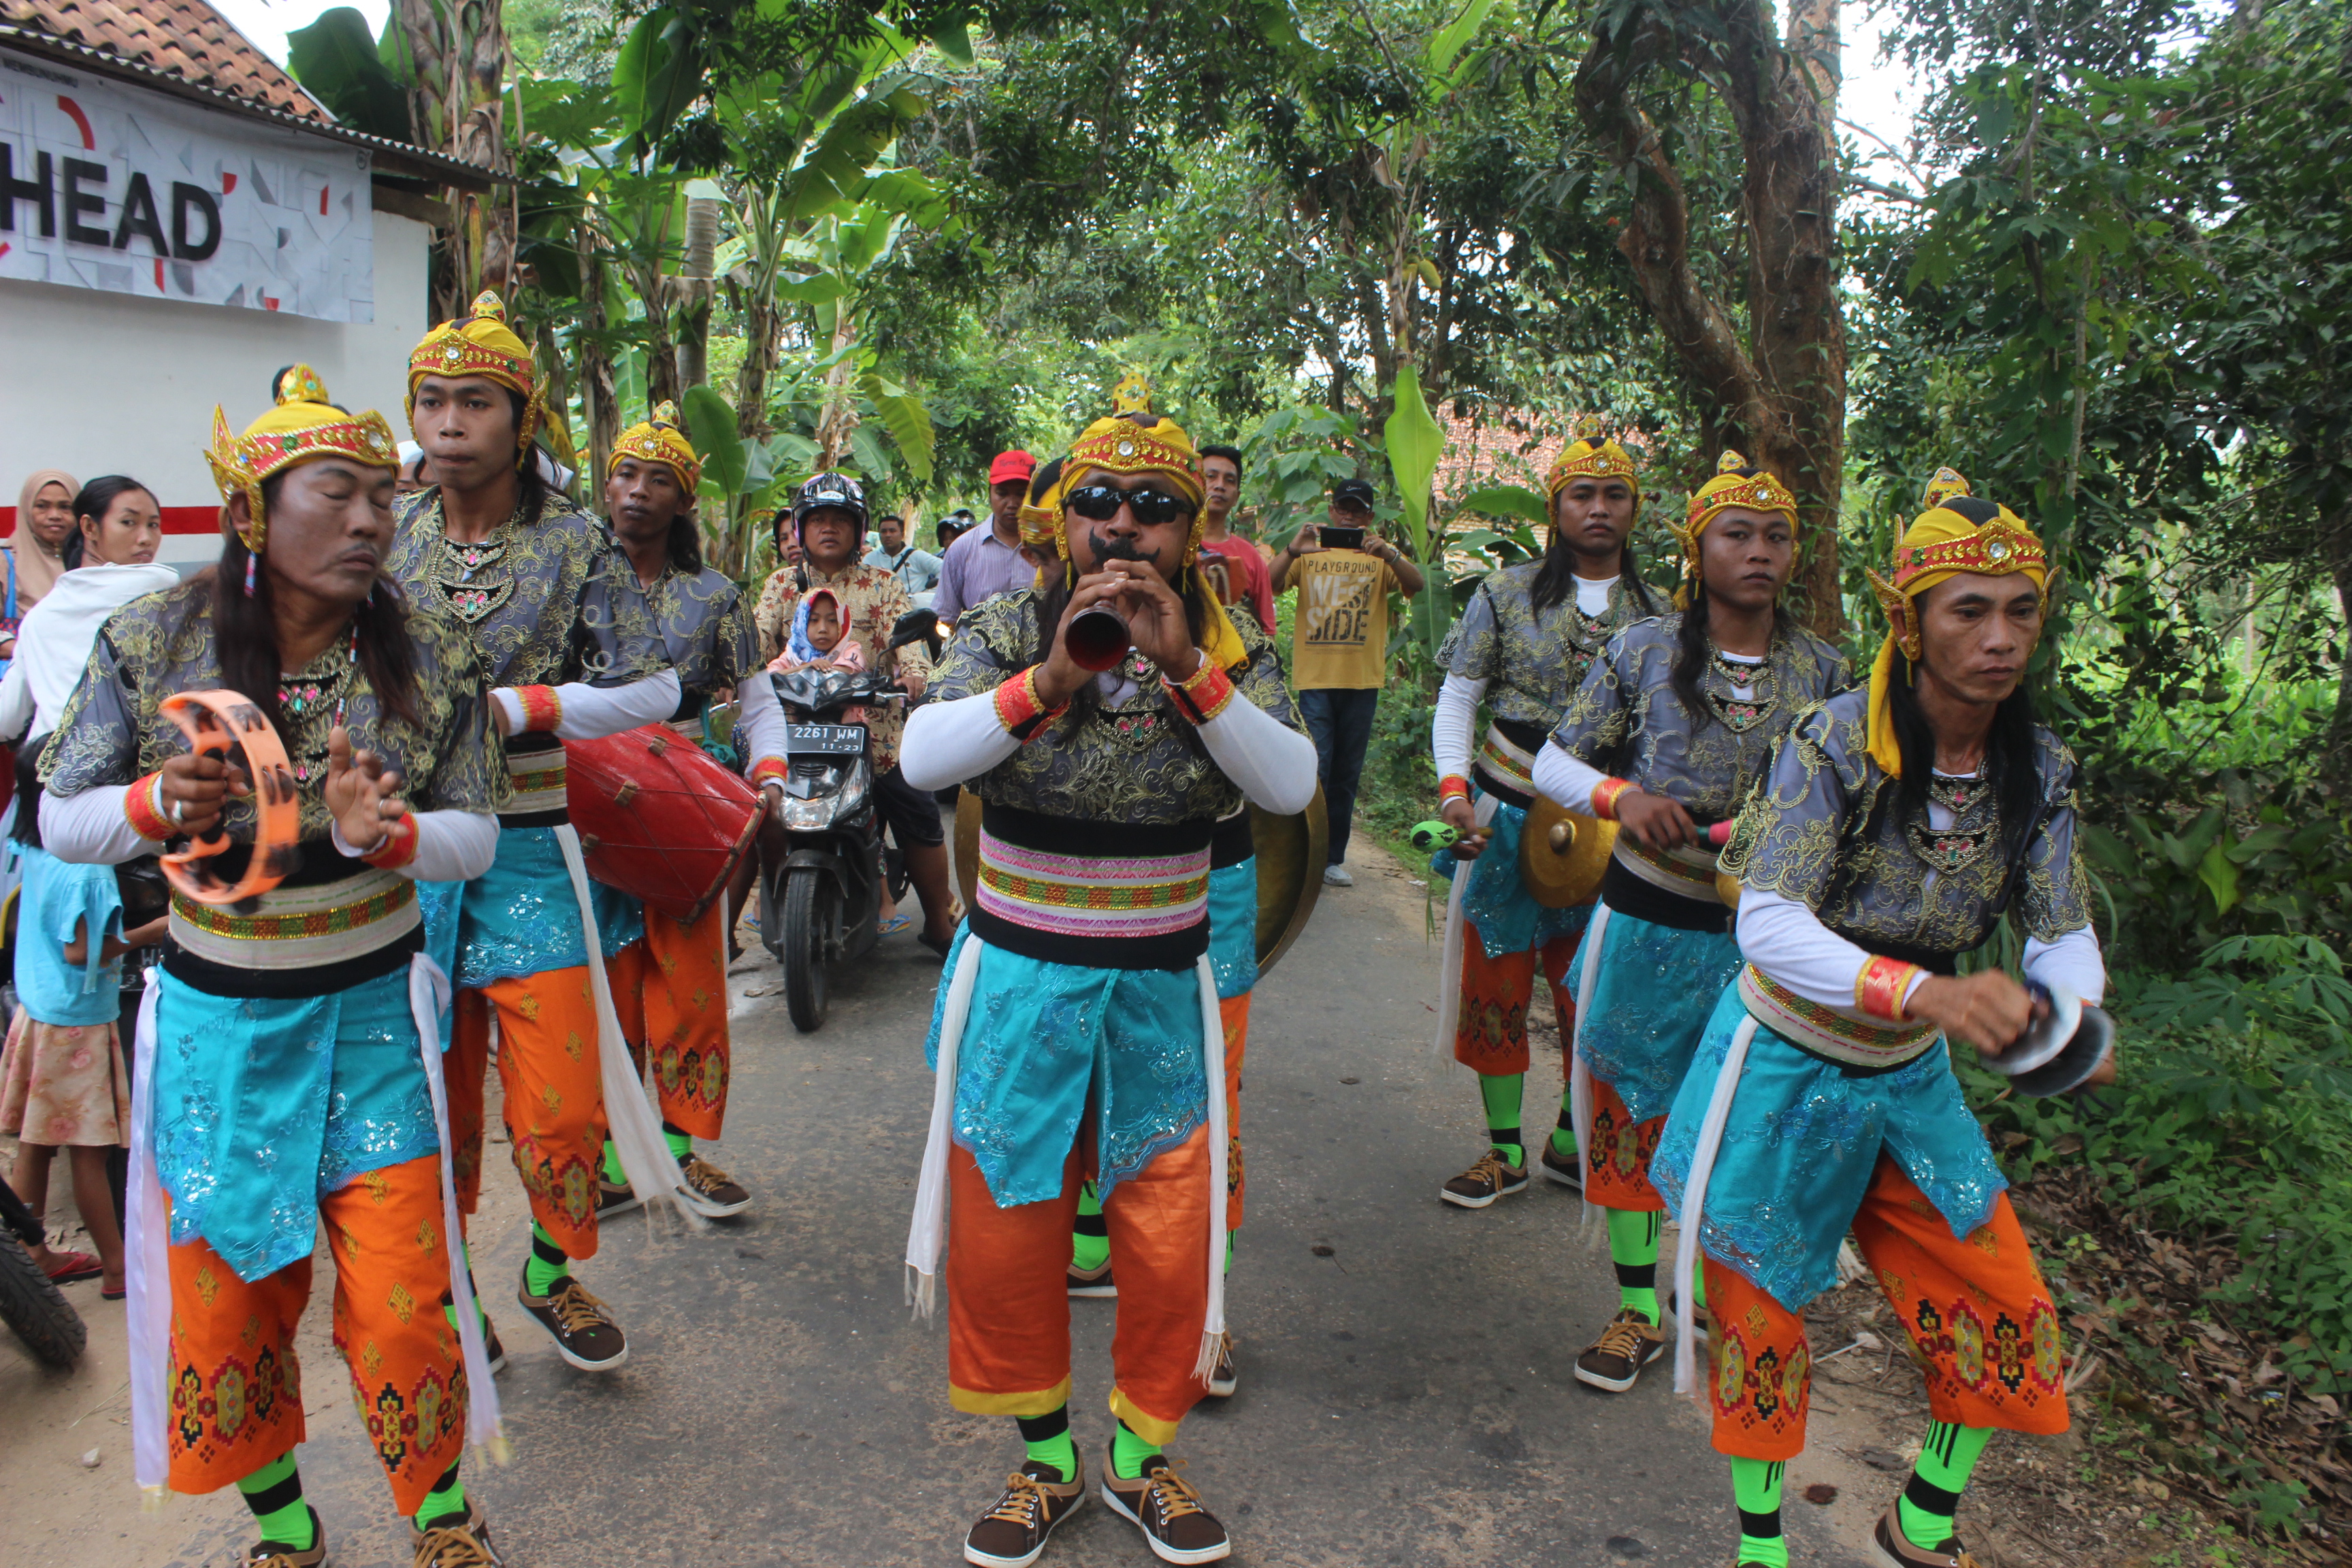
[1269,477,1427,885]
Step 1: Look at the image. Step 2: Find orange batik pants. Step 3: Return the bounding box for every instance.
[1452,922,1580,1077]
[164,1154,466,1514]
[951,1124,1214,1447]
[1220,993,1248,1228]
[606,898,732,1139]
[1704,1154,2070,1460]
[445,965,608,1258]
[1583,1075,1665,1211]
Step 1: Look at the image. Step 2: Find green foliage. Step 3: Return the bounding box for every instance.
[285,7,413,142]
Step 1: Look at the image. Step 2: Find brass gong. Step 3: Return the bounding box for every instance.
[951,786,1328,975]
[1520,792,1617,909]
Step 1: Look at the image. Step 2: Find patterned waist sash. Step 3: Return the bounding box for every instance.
[501,740,568,828]
[1611,831,1723,903]
[170,866,420,974]
[1737,964,1940,1072]
[968,804,1211,971]
[1472,723,1537,808]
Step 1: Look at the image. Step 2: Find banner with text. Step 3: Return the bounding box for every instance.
[0,47,374,322]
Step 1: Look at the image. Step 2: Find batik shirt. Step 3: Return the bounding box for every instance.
[1720,687,2093,964]
[1552,614,1851,824]
[753,560,930,772]
[644,564,761,717]
[932,589,1299,825]
[1441,562,1654,736]
[388,488,662,691]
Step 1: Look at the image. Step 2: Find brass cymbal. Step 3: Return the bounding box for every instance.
[1250,784,1327,975]
[1520,791,1616,909]
[953,788,982,909]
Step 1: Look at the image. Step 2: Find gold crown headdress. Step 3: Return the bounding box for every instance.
[206,364,397,555]
[1544,415,1642,511]
[406,289,542,457]
[610,400,702,493]
[1861,466,2053,775]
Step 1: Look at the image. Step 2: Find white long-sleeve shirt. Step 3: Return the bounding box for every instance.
[42,782,497,883]
[489,669,682,741]
[1431,576,1618,786]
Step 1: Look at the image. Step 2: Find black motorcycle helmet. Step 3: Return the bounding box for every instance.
[791,471,868,538]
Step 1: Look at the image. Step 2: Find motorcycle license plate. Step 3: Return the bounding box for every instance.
[787,723,866,756]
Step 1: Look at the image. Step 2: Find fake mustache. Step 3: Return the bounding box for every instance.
[1085,531,1153,564]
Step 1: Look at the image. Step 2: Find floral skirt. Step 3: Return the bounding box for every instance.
[0,1007,129,1146]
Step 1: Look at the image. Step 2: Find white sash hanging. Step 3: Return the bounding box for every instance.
[1430,792,1502,1061]
[1568,902,1614,1232]
[1673,1014,1758,1395]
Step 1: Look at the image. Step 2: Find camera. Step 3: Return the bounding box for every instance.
[1318,525,1366,551]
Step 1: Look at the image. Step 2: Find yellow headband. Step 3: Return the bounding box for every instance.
[1862,466,2052,777]
[609,400,702,493]
[1667,450,1799,608]
[1545,416,1642,511]
[206,364,397,554]
[1034,380,1244,670]
[406,289,542,457]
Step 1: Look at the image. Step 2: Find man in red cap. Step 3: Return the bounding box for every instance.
[934,448,1039,624]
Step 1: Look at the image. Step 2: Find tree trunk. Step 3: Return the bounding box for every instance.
[575,225,619,485]
[1574,0,1848,635]
[397,0,515,323]
[736,287,778,442]
[676,195,721,390]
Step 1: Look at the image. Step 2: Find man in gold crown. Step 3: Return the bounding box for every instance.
[1531,452,1848,1395]
[1651,469,2113,1568]
[389,291,691,1377]
[898,389,1318,1567]
[40,368,509,1566]
[590,402,794,1220]
[1426,419,1660,1210]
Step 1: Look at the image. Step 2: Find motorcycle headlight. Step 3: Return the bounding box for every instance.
[779,791,841,830]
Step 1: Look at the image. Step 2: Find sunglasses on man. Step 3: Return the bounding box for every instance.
[1066,484,1199,528]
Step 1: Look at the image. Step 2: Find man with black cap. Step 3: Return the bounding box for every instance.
[1269,476,1424,885]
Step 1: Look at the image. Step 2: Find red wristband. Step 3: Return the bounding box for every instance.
[1163,660,1237,725]
[1438,774,1471,804]
[124,772,174,842]
[1591,778,1635,820]
[361,813,420,870]
[1855,956,1923,1022]
[514,685,564,733]
[992,667,1067,742]
[748,757,789,789]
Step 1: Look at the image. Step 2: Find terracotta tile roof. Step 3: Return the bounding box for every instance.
[3,0,325,120]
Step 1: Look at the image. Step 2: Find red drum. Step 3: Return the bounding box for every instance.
[566,725,763,922]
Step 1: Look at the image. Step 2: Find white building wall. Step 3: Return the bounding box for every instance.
[0,210,431,567]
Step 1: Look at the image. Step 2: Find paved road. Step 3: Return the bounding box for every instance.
[9,847,1864,1567]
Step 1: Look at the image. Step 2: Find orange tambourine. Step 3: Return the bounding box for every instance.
[157,689,302,906]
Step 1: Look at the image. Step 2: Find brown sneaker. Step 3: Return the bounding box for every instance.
[1439,1148,1529,1209]
[1872,1497,1980,1567]
[482,1313,507,1375]
[679,1152,752,1218]
[1205,1332,1237,1399]
[1573,1307,1667,1392]
[1101,1451,1231,1564]
[410,1498,505,1567]
[962,1460,1087,1567]
[1537,1137,1584,1192]
[595,1176,642,1220]
[518,1270,629,1371]
[1066,1258,1117,1298]
[240,1505,326,1566]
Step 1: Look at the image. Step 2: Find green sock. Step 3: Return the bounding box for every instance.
[1731,1456,1787,1567]
[236,1451,315,1551]
[524,1222,569,1298]
[1110,1419,1162,1481]
[1224,1230,1235,1275]
[442,1241,489,1333]
[663,1125,693,1162]
[1072,1179,1109,1273]
[1015,1408,1077,1484]
[601,1139,625,1185]
[1549,1094,1575,1157]
[1606,1207,1663,1323]
[413,1460,466,1528]
[1477,1072,1524,1164]
[1898,1421,1991,1548]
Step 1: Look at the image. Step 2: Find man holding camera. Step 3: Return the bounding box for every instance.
[1269,476,1425,886]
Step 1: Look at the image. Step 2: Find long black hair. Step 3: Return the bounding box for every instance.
[65,476,156,571]
[1669,579,1801,731]
[201,470,423,738]
[663,504,702,574]
[507,390,549,527]
[10,736,44,846]
[1530,495,1658,619]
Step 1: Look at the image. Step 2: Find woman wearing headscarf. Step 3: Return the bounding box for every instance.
[3,468,78,672]
[1531,453,1849,1396]
[900,389,1317,1568]
[1651,469,2111,1568]
[1426,420,1660,1210]
[38,366,507,1567]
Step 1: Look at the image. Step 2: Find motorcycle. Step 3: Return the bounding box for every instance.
[758,609,938,1032]
[0,1173,85,1371]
